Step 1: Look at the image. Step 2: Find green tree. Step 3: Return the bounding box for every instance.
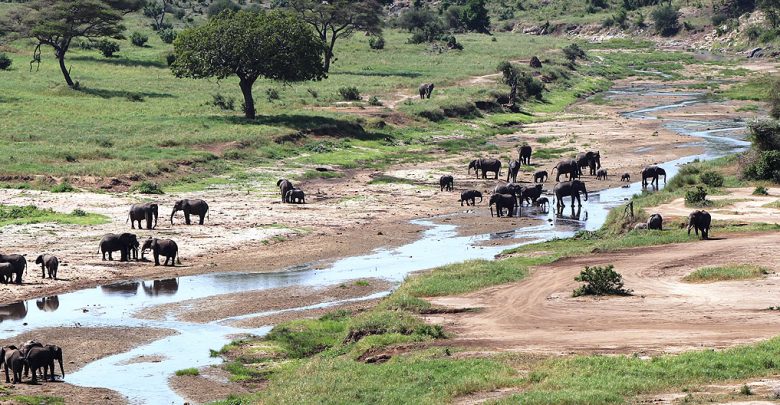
[171,10,326,119]
[759,0,780,28]
[462,0,490,33]
[0,0,142,87]
[286,0,383,72]
[651,4,680,36]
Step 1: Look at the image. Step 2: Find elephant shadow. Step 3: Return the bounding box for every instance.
[100,281,140,296]
[555,205,587,221]
[35,296,60,312]
[0,301,28,323]
[142,279,180,297]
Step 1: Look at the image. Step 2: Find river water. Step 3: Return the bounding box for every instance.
[0,87,751,404]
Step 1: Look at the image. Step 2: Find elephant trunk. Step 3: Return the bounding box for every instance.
[583,186,589,202]
[58,356,64,378]
[170,209,177,225]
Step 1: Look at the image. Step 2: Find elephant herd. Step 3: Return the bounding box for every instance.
[2,340,64,384]
[631,210,712,239]
[0,254,59,285]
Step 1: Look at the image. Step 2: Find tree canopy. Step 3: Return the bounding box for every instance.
[0,0,142,87]
[171,10,326,119]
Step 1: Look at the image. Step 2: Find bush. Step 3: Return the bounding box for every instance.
[368,95,382,106]
[700,171,724,187]
[745,24,763,41]
[175,368,200,376]
[770,79,780,119]
[685,186,708,205]
[207,0,240,17]
[444,35,463,50]
[562,43,586,62]
[744,150,780,182]
[96,40,120,57]
[572,265,632,297]
[71,209,87,217]
[338,86,361,101]
[652,5,680,36]
[130,32,148,47]
[0,53,11,70]
[368,36,385,49]
[158,28,177,44]
[132,181,164,194]
[211,93,235,110]
[266,88,280,102]
[753,186,769,195]
[165,53,176,66]
[51,182,76,193]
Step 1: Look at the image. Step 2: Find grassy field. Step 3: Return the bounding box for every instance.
[683,264,771,282]
[0,204,107,227]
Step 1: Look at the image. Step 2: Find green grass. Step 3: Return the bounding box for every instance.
[763,199,780,209]
[0,204,108,227]
[683,264,771,283]
[4,396,65,405]
[722,75,775,101]
[533,146,576,160]
[175,367,200,376]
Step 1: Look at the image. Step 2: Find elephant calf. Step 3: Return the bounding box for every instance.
[621,173,631,182]
[688,210,712,240]
[1,346,23,384]
[141,238,179,266]
[596,169,608,180]
[460,190,483,206]
[534,197,550,210]
[35,255,59,279]
[439,175,454,191]
[285,189,306,204]
[647,213,663,230]
[534,170,548,183]
[489,194,517,217]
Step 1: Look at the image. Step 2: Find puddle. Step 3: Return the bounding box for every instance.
[0,86,750,404]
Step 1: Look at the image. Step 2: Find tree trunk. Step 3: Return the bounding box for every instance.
[57,50,74,87]
[239,78,256,120]
[323,32,338,73]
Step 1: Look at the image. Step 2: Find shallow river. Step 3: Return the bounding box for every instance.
[0,87,751,404]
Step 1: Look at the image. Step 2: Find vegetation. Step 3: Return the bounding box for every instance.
[754,186,769,195]
[742,120,780,183]
[683,264,770,282]
[651,4,680,36]
[175,367,200,376]
[0,204,107,227]
[572,265,632,297]
[0,52,11,70]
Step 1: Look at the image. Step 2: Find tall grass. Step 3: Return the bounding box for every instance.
[683,264,770,282]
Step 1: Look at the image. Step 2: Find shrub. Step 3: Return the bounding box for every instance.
[307,88,318,99]
[71,209,87,217]
[175,368,200,376]
[753,186,769,195]
[158,28,177,44]
[165,53,176,66]
[368,36,385,49]
[652,5,680,36]
[770,79,780,119]
[96,40,120,57]
[368,96,382,106]
[130,32,148,47]
[211,93,235,110]
[207,0,240,17]
[0,53,11,70]
[749,119,780,151]
[745,24,763,41]
[338,86,361,101]
[741,384,753,395]
[444,35,463,50]
[126,93,144,102]
[685,186,708,205]
[562,43,586,62]
[700,171,724,187]
[51,182,76,193]
[266,88,280,102]
[133,181,164,194]
[744,150,780,182]
[572,265,632,297]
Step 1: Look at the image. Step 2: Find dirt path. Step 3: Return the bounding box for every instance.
[651,187,780,224]
[427,232,780,355]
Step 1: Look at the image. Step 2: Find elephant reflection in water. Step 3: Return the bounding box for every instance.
[0,301,28,323]
[142,278,179,297]
[35,296,59,312]
[556,204,588,221]
[100,281,140,296]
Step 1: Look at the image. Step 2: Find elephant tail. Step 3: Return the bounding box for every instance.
[551,165,558,175]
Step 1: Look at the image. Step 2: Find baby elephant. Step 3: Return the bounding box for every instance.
[35,255,59,279]
[534,197,550,210]
[460,190,483,206]
[418,83,434,99]
[439,175,454,191]
[596,168,608,180]
[647,213,663,230]
[534,170,548,183]
[141,238,179,266]
[285,188,306,204]
[621,173,631,182]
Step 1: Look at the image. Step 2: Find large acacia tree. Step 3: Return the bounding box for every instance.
[0,0,142,87]
[286,0,384,72]
[171,10,326,119]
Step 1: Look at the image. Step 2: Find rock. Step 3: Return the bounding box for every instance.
[364,354,392,364]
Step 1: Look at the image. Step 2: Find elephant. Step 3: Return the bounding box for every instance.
[489,194,517,217]
[647,213,663,230]
[142,279,179,297]
[633,223,648,231]
[277,179,294,203]
[553,180,588,208]
[520,184,544,206]
[534,196,550,210]
[98,233,139,262]
[534,170,548,183]
[439,175,454,191]
[688,210,712,240]
[621,173,631,182]
[19,340,42,378]
[24,345,63,383]
[35,296,59,312]
[551,159,580,182]
[468,158,502,179]
[576,151,601,176]
[494,183,522,199]
[127,202,158,230]
[1,347,23,384]
[0,263,12,285]
[641,165,667,188]
[518,145,532,165]
[0,254,27,285]
[460,190,483,206]
[507,160,520,183]
[285,188,306,204]
[418,83,434,99]
[35,254,58,279]
[171,199,209,225]
[141,238,179,266]
[596,168,608,180]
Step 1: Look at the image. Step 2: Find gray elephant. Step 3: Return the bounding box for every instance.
[1,346,23,384]
[647,213,663,230]
[494,183,522,199]
[489,193,517,217]
[24,345,63,383]
[553,180,588,208]
[0,263,13,285]
[534,170,548,183]
[128,202,158,230]
[688,210,712,240]
[621,173,631,182]
[141,238,179,266]
[171,199,209,225]
[34,254,59,279]
[534,196,550,210]
[98,233,139,262]
[277,179,294,203]
[439,175,454,191]
[460,190,482,206]
[0,254,27,285]
[506,160,520,183]
[641,165,667,188]
[519,145,532,165]
[596,168,608,180]
[285,188,306,204]
[576,151,601,176]
[551,159,580,182]
[468,158,502,179]
[418,83,434,99]
[520,184,544,206]
[35,296,59,312]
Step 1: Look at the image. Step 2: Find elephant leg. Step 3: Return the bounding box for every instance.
[184,212,191,225]
[199,214,205,225]
[41,265,46,278]
[154,253,160,266]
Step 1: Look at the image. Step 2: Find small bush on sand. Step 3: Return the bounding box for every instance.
[573,265,632,297]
